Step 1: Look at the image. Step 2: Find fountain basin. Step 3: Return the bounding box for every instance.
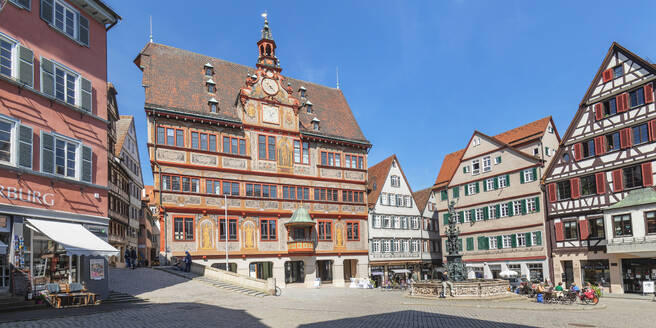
[410,279,510,298]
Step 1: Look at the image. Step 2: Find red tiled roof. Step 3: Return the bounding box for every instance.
[367,155,395,206]
[412,187,432,213]
[433,116,553,189]
[135,43,369,144]
[114,115,133,157]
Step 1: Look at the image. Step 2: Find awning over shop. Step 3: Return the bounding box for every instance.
[26,218,118,257]
[0,240,6,255]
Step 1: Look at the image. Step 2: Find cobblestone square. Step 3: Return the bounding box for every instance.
[1,268,655,328]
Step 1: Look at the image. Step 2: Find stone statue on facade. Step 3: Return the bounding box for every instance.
[445,201,467,282]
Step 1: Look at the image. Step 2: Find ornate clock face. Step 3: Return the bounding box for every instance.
[262,78,279,95]
[262,104,279,124]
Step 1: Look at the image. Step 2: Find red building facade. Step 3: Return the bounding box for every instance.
[0,0,119,298]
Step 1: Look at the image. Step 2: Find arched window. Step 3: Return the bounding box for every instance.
[265,45,272,56]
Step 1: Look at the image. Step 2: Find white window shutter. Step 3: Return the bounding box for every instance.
[40,58,55,97]
[80,77,92,112]
[40,0,53,24]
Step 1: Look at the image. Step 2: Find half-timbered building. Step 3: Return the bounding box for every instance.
[413,187,442,279]
[434,117,560,281]
[135,18,371,288]
[544,43,656,294]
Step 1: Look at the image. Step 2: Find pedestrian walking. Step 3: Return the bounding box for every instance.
[184,251,192,272]
[130,247,137,269]
[124,248,131,269]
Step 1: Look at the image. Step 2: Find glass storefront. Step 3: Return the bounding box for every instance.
[622,258,656,293]
[581,260,610,287]
[528,263,544,282]
[26,227,79,291]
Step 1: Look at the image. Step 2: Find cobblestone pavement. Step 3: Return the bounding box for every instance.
[2,268,654,327]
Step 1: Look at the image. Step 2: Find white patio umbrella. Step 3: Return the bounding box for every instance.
[499,270,519,278]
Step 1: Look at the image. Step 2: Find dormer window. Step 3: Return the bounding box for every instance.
[311,117,320,131]
[305,100,313,113]
[208,97,218,113]
[299,86,306,98]
[206,78,216,93]
[204,63,214,76]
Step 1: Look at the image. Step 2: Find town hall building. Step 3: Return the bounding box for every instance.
[135,17,371,287]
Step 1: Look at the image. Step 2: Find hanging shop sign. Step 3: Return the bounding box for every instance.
[0,184,55,206]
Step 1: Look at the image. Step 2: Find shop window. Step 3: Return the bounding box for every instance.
[582,260,610,287]
[613,214,633,237]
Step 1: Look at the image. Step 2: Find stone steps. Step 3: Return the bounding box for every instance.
[104,291,148,304]
[156,267,268,297]
[0,296,47,313]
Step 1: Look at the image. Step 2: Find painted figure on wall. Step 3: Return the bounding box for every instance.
[244,221,256,249]
[335,222,344,247]
[200,220,214,250]
[277,137,293,169]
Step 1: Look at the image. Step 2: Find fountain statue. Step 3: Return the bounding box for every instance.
[444,201,467,281]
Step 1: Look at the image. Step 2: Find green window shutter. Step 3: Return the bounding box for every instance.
[81,77,92,112]
[40,0,54,25]
[82,145,92,183]
[463,167,467,174]
[17,45,34,87]
[511,234,517,248]
[465,185,470,196]
[507,202,514,216]
[452,187,459,198]
[521,199,527,215]
[458,238,463,252]
[520,170,525,184]
[483,180,488,192]
[483,207,489,220]
[466,237,474,251]
[78,14,90,46]
[41,132,54,174]
[496,235,503,249]
[545,147,549,154]
[505,174,511,187]
[443,213,450,225]
[458,211,464,223]
[18,124,33,169]
[534,196,540,212]
[41,58,55,97]
[441,190,448,201]
[532,167,538,181]
[495,204,500,218]
[475,182,480,194]
[494,176,499,189]
[477,236,485,250]
[525,232,532,247]
[470,209,475,221]
[496,156,502,163]
[535,231,542,245]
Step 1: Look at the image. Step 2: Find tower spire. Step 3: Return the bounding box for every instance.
[256,11,280,72]
[261,11,273,40]
[149,15,153,43]
[336,66,340,89]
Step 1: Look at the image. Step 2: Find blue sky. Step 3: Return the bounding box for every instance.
[105,0,656,191]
